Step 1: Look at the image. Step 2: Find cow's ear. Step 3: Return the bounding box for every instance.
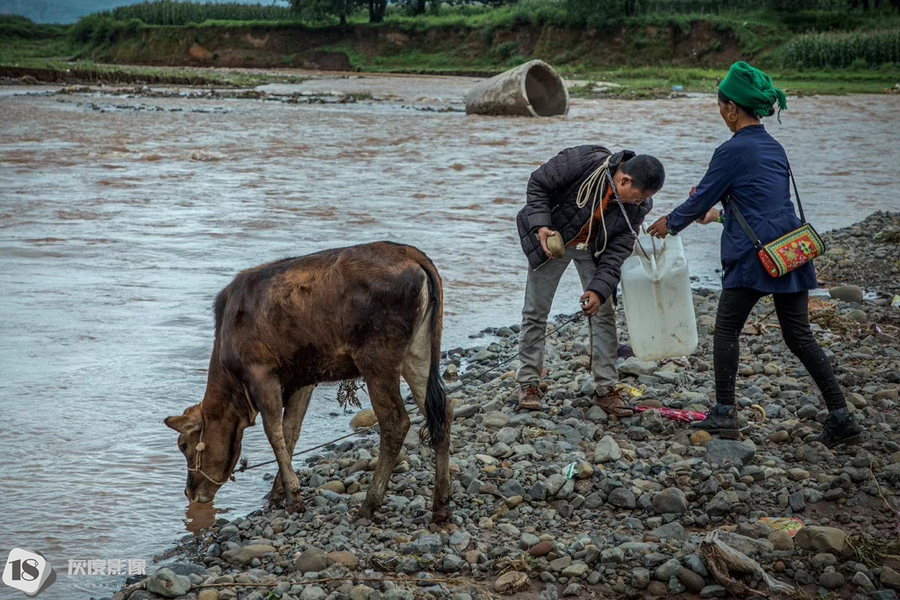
[165,414,201,434]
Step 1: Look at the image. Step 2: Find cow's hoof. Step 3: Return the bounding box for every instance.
[283,493,305,515]
[432,505,452,525]
[356,505,374,521]
[267,490,285,508]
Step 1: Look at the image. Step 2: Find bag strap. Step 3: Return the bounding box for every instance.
[724,155,806,248]
[785,158,807,224]
[723,195,763,251]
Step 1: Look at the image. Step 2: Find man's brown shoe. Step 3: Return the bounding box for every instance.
[517,386,544,412]
[593,389,633,417]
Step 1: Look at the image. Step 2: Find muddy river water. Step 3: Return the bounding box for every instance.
[1,72,898,598]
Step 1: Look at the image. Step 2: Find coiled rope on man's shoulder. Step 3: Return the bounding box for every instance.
[575,157,612,255]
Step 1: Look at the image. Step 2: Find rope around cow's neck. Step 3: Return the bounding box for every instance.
[189,420,235,487]
[230,312,588,476]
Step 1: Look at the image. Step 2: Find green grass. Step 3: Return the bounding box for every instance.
[567,65,900,98]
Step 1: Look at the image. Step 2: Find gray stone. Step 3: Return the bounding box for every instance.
[601,547,625,564]
[794,569,815,585]
[300,587,327,600]
[620,358,659,376]
[851,571,874,591]
[166,563,207,578]
[631,567,651,589]
[678,568,706,593]
[500,480,526,498]
[223,544,276,566]
[563,583,582,597]
[483,411,510,428]
[655,559,683,582]
[819,571,845,590]
[789,491,806,512]
[640,409,665,433]
[442,555,466,572]
[794,526,852,557]
[593,435,621,463]
[829,285,864,304]
[871,591,899,600]
[496,427,520,445]
[643,553,669,568]
[449,531,471,550]
[706,439,755,466]
[545,474,567,497]
[350,585,376,600]
[453,404,479,419]
[652,488,688,515]
[608,487,636,509]
[416,533,443,555]
[384,589,415,600]
[705,491,733,515]
[294,548,328,573]
[684,554,709,577]
[586,405,608,423]
[883,566,900,591]
[528,481,547,501]
[561,562,589,578]
[700,585,728,598]
[649,522,687,542]
[717,531,771,558]
[550,556,572,572]
[146,569,191,598]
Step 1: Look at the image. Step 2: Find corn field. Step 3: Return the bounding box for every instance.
[783,29,900,67]
[110,1,297,25]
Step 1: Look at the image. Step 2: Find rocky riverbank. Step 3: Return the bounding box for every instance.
[819,211,900,298]
[110,221,900,600]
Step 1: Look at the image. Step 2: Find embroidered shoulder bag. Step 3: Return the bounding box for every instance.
[725,163,825,278]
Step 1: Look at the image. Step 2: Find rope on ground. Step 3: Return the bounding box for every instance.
[870,465,900,532]
[237,425,377,473]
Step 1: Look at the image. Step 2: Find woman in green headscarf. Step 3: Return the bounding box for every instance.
[647,61,861,449]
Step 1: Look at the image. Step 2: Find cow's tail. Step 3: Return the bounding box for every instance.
[417,255,448,449]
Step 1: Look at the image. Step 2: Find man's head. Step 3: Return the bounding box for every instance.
[613,155,665,205]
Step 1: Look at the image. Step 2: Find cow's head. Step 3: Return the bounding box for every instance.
[164,403,246,504]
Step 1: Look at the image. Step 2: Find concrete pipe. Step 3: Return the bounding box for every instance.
[464,60,569,117]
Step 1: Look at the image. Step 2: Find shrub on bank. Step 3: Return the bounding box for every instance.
[110,0,297,25]
[783,28,900,68]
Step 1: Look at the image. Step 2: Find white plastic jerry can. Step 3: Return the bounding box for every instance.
[620,234,698,361]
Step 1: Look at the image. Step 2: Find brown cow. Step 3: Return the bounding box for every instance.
[164,242,451,522]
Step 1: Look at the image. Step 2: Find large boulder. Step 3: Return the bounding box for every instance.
[146,569,191,598]
[794,526,852,558]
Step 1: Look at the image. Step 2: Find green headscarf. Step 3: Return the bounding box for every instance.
[718,61,788,123]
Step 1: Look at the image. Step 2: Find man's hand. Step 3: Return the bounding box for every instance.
[647,216,670,238]
[696,207,720,225]
[537,227,554,258]
[580,291,602,316]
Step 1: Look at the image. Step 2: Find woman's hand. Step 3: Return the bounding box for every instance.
[647,216,670,239]
[696,208,720,225]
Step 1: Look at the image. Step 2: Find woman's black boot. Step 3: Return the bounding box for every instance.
[811,408,862,449]
[691,403,745,439]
